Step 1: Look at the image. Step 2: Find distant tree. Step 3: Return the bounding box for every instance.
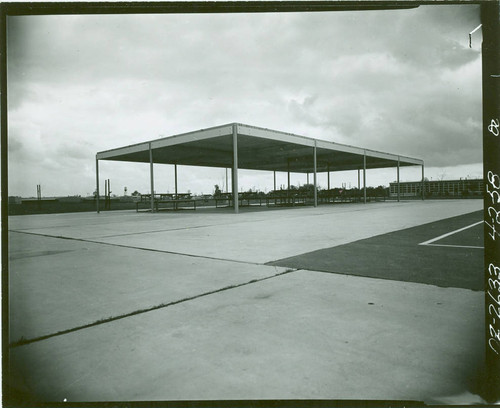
[131,190,140,196]
[297,184,315,197]
[374,185,388,197]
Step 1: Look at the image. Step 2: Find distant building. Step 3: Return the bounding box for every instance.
[389,178,484,198]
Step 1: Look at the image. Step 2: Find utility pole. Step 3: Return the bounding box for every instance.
[36,184,41,210]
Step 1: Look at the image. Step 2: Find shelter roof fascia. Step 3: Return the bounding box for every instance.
[96,122,423,168]
[97,142,150,160]
[151,124,234,150]
[236,123,315,148]
[96,123,233,160]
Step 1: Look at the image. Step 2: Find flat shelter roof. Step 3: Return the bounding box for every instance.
[96,123,423,173]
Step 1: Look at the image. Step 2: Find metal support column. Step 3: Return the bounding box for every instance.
[363,152,367,204]
[287,160,290,191]
[421,164,425,200]
[327,165,330,191]
[232,123,239,214]
[357,168,360,190]
[397,157,400,202]
[226,168,229,193]
[307,173,309,185]
[481,2,500,401]
[313,141,318,207]
[273,171,276,191]
[96,157,100,213]
[174,164,178,197]
[149,143,154,212]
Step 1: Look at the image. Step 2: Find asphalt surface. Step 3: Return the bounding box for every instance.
[269,210,484,291]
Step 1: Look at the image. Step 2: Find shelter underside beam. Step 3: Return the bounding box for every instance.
[99,154,420,174]
[149,144,234,168]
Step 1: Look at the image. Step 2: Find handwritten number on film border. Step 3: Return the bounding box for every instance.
[486,219,500,240]
[486,174,500,355]
[488,291,500,308]
[488,171,500,190]
[489,118,500,137]
[486,185,500,204]
[490,263,500,277]
[487,120,500,357]
[489,278,500,291]
[488,206,500,224]
[490,327,500,355]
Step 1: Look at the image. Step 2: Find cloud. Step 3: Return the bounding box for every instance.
[7,5,483,196]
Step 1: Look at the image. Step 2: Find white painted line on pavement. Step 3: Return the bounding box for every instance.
[422,243,484,249]
[419,220,483,246]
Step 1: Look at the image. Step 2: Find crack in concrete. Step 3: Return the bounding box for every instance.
[9,268,299,348]
[9,248,88,260]
[9,230,262,266]
[91,223,222,238]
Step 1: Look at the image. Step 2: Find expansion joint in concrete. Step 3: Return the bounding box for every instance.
[9,268,298,349]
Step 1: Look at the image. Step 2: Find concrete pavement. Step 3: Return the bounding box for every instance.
[10,199,482,263]
[9,231,288,342]
[7,199,486,403]
[9,271,484,402]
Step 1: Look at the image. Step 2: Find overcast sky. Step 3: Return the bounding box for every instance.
[7,5,483,197]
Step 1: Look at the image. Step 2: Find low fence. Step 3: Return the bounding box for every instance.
[8,199,137,215]
[8,193,481,216]
[8,196,216,215]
